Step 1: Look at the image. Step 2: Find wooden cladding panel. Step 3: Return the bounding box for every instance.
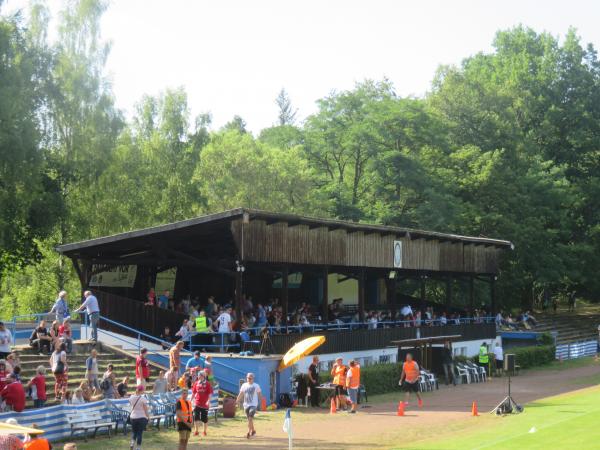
[232,219,500,274]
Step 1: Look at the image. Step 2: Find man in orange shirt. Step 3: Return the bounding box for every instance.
[345,359,360,414]
[399,353,423,408]
[330,357,347,410]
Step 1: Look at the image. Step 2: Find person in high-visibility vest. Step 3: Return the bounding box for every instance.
[195,311,210,333]
[478,342,489,376]
[176,389,193,450]
[399,353,423,408]
[346,359,361,413]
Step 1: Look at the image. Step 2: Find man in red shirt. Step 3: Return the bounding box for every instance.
[2,374,26,412]
[191,371,213,437]
[135,348,150,388]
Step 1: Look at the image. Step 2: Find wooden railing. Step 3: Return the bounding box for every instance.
[95,290,187,339]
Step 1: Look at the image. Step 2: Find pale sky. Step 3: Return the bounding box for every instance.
[5,0,600,133]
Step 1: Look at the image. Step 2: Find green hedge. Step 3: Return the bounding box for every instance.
[511,345,555,369]
[318,363,402,396]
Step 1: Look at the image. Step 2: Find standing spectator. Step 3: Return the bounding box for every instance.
[191,371,213,437]
[441,341,456,386]
[169,341,185,375]
[0,322,13,359]
[165,368,178,391]
[205,296,217,318]
[307,355,320,407]
[176,389,193,450]
[158,290,170,310]
[152,370,167,395]
[144,287,156,306]
[478,342,490,376]
[116,376,129,398]
[494,341,504,376]
[331,357,348,410]
[568,291,576,312]
[2,373,26,412]
[50,343,68,401]
[216,307,233,351]
[75,291,100,343]
[50,290,69,324]
[236,372,262,439]
[27,366,47,408]
[58,318,73,354]
[100,364,116,399]
[135,348,150,387]
[85,349,100,390]
[30,320,51,355]
[129,384,150,450]
[346,360,361,414]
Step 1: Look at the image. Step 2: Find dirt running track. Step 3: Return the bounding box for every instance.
[192,362,600,450]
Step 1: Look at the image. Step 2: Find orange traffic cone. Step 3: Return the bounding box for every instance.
[397,401,405,416]
[261,397,267,412]
[471,401,479,416]
[330,398,337,414]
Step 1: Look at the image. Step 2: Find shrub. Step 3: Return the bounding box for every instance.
[511,345,555,369]
[538,332,554,346]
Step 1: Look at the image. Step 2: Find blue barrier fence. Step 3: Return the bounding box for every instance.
[555,340,598,360]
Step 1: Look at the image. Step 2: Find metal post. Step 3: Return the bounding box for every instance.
[491,275,497,315]
[469,277,475,317]
[358,269,366,322]
[282,267,289,323]
[420,275,426,317]
[322,267,328,323]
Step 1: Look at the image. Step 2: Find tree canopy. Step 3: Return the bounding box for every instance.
[1,3,599,315]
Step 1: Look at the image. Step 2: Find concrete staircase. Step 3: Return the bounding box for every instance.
[534,312,600,345]
[15,341,166,409]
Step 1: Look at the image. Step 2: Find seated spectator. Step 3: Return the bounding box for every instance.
[440,312,448,325]
[153,370,167,395]
[0,360,8,393]
[6,353,19,373]
[524,310,538,327]
[116,376,129,398]
[58,318,73,354]
[100,364,116,399]
[160,326,173,350]
[368,312,378,330]
[11,366,21,383]
[175,319,191,341]
[27,365,47,408]
[505,314,519,330]
[30,320,52,355]
[49,321,61,352]
[2,373,25,412]
[79,379,94,402]
[495,311,503,327]
[62,390,73,404]
[72,388,85,404]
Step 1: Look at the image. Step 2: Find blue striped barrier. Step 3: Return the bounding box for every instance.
[555,340,597,360]
[0,398,129,442]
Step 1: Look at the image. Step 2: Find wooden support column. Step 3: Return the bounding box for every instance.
[387,274,397,318]
[281,267,289,321]
[322,267,329,322]
[469,276,475,316]
[491,275,497,315]
[445,278,452,312]
[358,269,366,322]
[235,268,243,321]
[420,275,426,317]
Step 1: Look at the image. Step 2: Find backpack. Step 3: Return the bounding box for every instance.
[279,393,293,408]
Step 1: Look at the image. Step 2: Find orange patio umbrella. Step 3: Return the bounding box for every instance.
[278,335,325,371]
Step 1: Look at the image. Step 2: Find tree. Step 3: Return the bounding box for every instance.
[275,88,297,126]
[222,115,247,134]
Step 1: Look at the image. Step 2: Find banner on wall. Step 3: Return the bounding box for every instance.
[89,265,137,288]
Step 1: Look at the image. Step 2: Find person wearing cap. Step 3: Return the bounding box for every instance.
[128,384,149,450]
[331,357,348,410]
[191,370,213,437]
[0,321,13,359]
[1,373,26,412]
[345,359,361,414]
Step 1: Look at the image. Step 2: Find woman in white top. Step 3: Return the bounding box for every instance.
[129,384,150,450]
[72,388,86,404]
[49,342,68,401]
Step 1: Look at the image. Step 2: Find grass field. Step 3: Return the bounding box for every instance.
[402,385,600,450]
[69,382,600,449]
